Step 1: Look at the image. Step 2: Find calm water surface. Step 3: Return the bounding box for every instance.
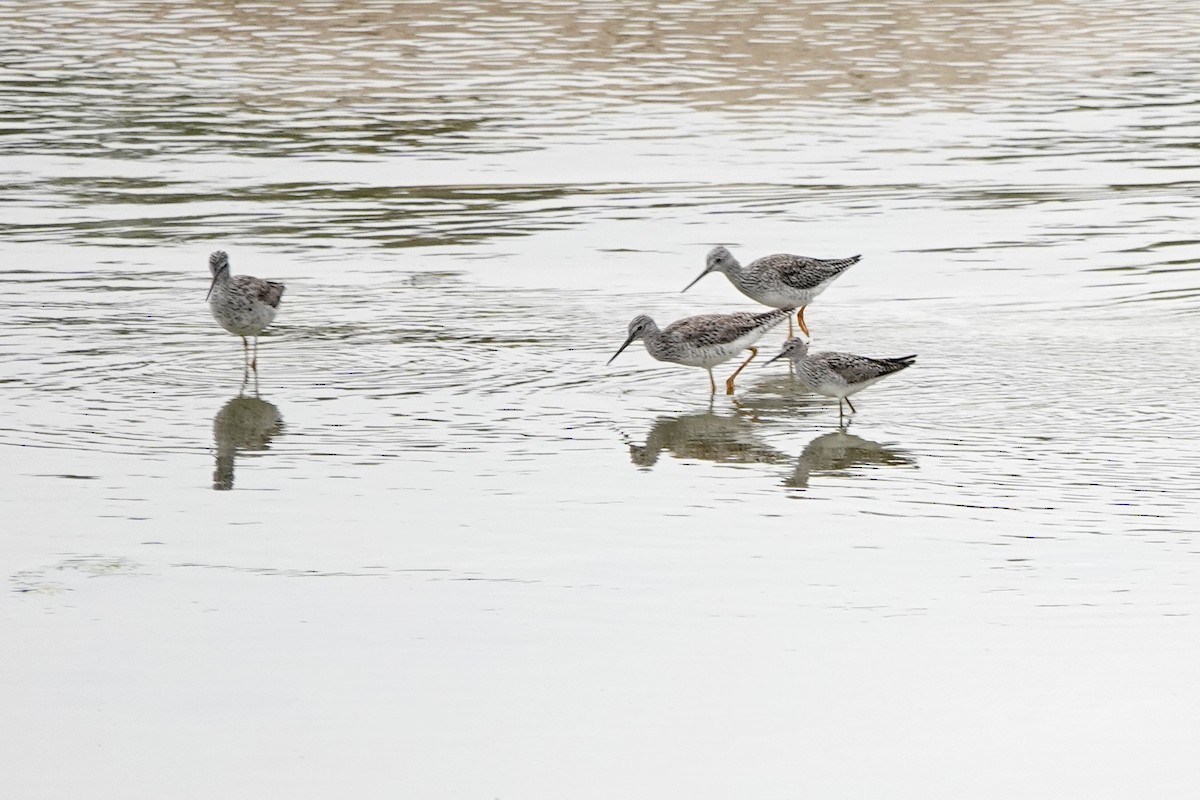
[4,1,1200,797]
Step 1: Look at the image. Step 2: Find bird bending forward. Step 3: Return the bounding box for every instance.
[683,245,860,337]
[766,337,915,420]
[608,308,791,394]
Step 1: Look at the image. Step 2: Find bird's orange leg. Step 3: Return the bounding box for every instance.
[797,307,810,337]
[725,347,758,395]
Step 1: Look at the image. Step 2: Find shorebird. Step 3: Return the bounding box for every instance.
[765,337,916,420]
[205,250,285,375]
[608,308,791,394]
[683,245,861,337]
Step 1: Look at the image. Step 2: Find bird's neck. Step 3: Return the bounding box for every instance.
[641,324,665,354]
[722,260,747,284]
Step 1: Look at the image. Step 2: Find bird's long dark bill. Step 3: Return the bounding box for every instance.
[607,334,637,365]
[205,272,219,301]
[680,268,711,293]
[763,351,787,365]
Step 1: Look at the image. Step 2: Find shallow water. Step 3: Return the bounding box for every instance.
[4,1,1200,797]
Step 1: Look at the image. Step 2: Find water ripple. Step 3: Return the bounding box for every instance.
[3,0,1200,536]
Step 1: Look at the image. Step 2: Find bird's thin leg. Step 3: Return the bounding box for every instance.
[250,337,259,373]
[838,398,845,421]
[707,368,716,394]
[845,396,857,414]
[725,347,758,395]
[797,307,810,337]
[787,317,794,338]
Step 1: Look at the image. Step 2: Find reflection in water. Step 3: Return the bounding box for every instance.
[784,429,916,490]
[212,394,284,491]
[628,410,789,470]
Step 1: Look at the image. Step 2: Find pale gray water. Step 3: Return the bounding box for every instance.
[4,1,1200,797]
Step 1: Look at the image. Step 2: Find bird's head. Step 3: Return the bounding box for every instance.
[765,337,810,365]
[206,250,230,301]
[607,315,656,365]
[682,246,735,293]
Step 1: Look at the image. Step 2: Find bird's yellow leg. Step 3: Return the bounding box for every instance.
[707,368,716,394]
[725,347,758,395]
[797,307,810,337]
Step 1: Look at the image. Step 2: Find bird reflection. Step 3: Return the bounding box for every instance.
[628,409,789,469]
[212,392,284,490]
[784,428,916,489]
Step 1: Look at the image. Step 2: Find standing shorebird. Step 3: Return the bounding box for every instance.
[765,337,916,420]
[205,250,285,375]
[607,308,790,394]
[682,246,861,337]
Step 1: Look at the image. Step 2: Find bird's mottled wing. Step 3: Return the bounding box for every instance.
[232,275,286,308]
[756,253,861,290]
[664,310,787,347]
[818,352,915,384]
[260,280,286,308]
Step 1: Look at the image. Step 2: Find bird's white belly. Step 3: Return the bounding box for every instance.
[807,374,882,399]
[673,347,738,368]
[752,287,817,308]
[842,376,883,396]
[210,293,276,336]
[807,378,844,398]
[671,330,767,368]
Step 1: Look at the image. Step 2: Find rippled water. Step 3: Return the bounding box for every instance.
[5,1,1200,796]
